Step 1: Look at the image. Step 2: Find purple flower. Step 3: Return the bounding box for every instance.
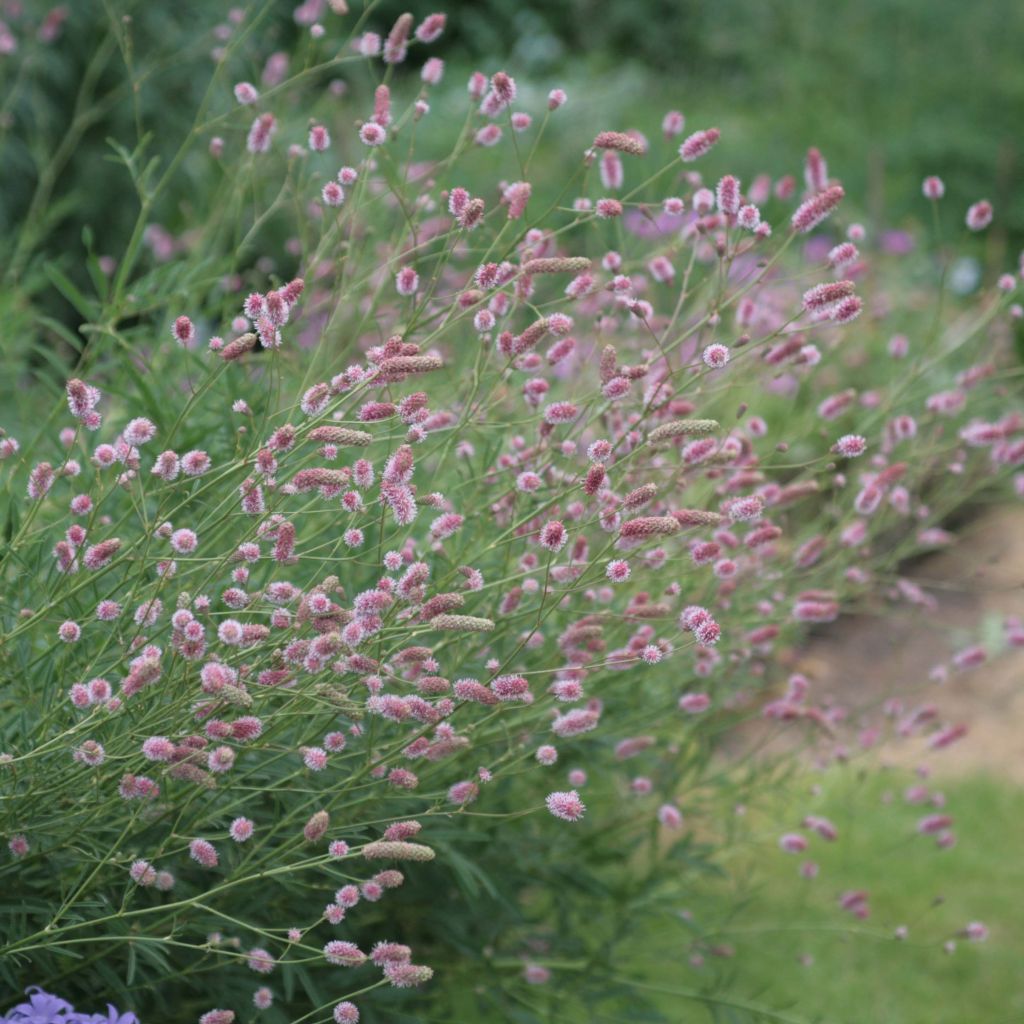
[1,989,138,1024]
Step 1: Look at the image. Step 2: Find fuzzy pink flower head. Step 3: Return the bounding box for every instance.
[322,182,344,207]
[922,175,945,200]
[324,940,367,966]
[606,559,631,583]
[715,175,740,215]
[658,803,684,829]
[308,124,330,151]
[58,620,81,643]
[189,838,219,868]
[359,122,386,146]
[333,1003,360,1024]
[247,947,276,974]
[678,693,711,714]
[395,267,420,296]
[173,315,196,347]
[966,200,993,231]
[779,832,808,853]
[833,434,867,457]
[448,780,479,805]
[123,418,156,446]
[170,528,198,554]
[234,82,259,105]
[199,1012,235,1024]
[546,790,586,822]
[703,343,730,369]
[229,817,254,842]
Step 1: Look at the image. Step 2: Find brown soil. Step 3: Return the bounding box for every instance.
[789,505,1024,781]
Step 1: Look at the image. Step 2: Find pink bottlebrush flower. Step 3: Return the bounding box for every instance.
[543,401,578,425]
[803,280,855,313]
[142,736,175,761]
[917,813,954,834]
[546,790,586,822]
[333,1002,360,1023]
[679,127,720,162]
[662,110,685,136]
[737,203,761,229]
[803,815,838,841]
[395,267,419,296]
[828,242,859,269]
[199,1012,235,1024]
[308,124,330,151]
[58,620,81,643]
[416,12,447,43]
[448,780,479,805]
[234,82,259,105]
[600,150,624,189]
[384,962,434,988]
[804,147,829,192]
[358,31,382,56]
[922,175,945,200]
[182,450,211,476]
[491,674,532,703]
[229,817,254,842]
[833,434,867,457]
[703,343,730,368]
[170,528,198,554]
[303,746,328,771]
[324,940,367,967]
[830,295,863,323]
[536,745,558,765]
[539,520,568,552]
[658,804,683,829]
[723,495,763,522]
[247,113,277,154]
[129,859,157,886]
[322,182,344,207]
[791,185,845,233]
[247,947,276,974]
[253,989,273,1010]
[606,559,631,583]
[779,832,808,853]
[359,122,386,146]
[329,840,350,859]
[548,88,567,110]
[593,130,646,156]
[189,838,219,868]
[595,198,623,219]
[422,56,445,85]
[475,123,502,147]
[304,810,330,843]
[123,418,156,446]
[966,200,993,231]
[504,180,532,219]
[383,12,413,63]
[678,693,711,713]
[172,316,196,347]
[929,723,967,749]
[716,175,740,215]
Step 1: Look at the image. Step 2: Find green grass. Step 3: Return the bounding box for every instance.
[628,769,1024,1024]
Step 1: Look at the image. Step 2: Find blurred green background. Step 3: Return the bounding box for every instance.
[4,0,1024,279]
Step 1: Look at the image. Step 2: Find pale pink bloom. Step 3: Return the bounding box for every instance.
[966,200,993,231]
[546,790,586,822]
[189,838,219,868]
